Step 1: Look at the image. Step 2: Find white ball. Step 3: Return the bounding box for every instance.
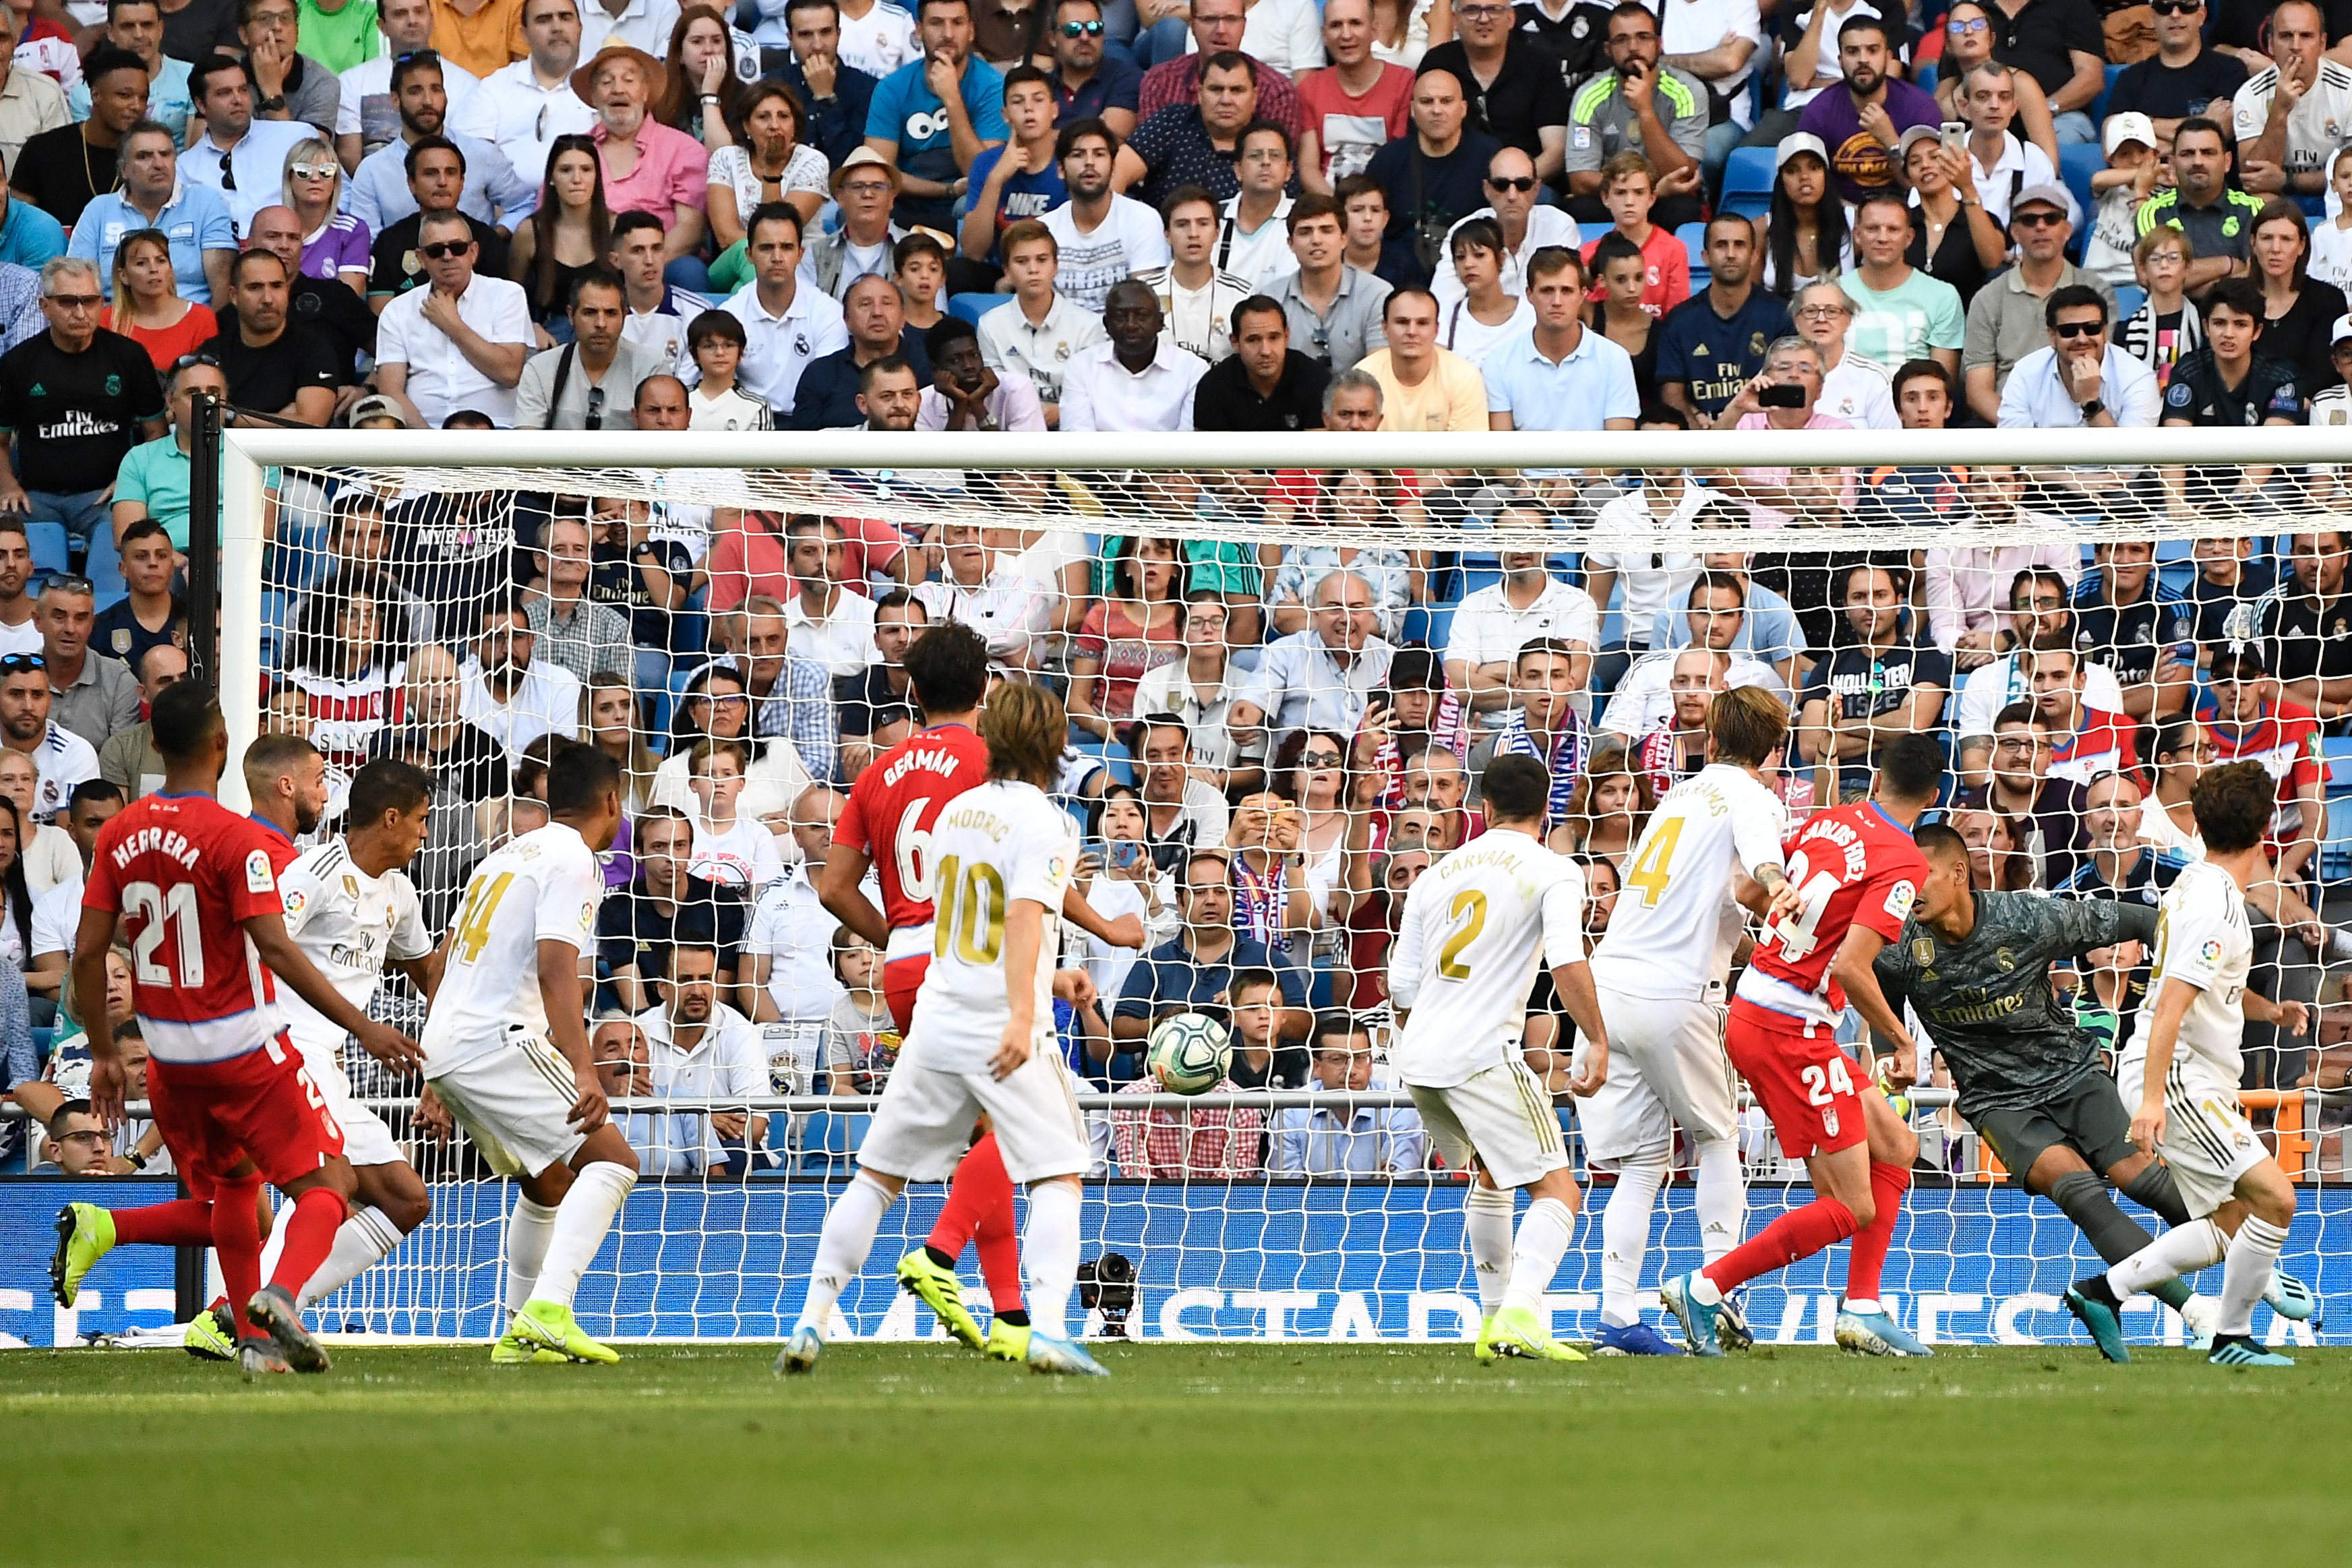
[1145,1012,1231,1095]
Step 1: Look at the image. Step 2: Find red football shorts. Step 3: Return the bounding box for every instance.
[884,953,931,1037]
[1726,999,1867,1161]
[146,1037,345,1199]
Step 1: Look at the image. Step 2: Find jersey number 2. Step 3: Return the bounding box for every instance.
[124,882,203,986]
[1437,890,1488,980]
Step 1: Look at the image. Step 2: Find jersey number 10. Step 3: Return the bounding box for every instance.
[932,855,1007,965]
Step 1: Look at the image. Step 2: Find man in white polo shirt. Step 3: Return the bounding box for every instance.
[482,0,599,188]
[375,209,533,427]
[695,203,849,420]
[1059,279,1207,431]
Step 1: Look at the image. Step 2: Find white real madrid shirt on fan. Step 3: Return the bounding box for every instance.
[1591,764,1787,998]
[278,839,433,1164]
[421,822,604,1072]
[1389,828,1586,1087]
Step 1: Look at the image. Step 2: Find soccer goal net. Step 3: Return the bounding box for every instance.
[138,423,2352,1348]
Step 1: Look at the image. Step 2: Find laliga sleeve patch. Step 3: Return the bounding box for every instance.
[247,849,276,894]
[2200,938,2223,964]
[581,901,597,934]
[1883,880,1917,920]
[282,888,307,917]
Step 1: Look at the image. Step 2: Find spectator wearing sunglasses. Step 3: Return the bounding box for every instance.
[1960,183,2115,422]
[514,268,669,427]
[200,249,343,427]
[2101,0,2246,149]
[0,258,169,563]
[374,208,534,427]
[177,53,318,235]
[0,652,99,821]
[1041,0,1139,142]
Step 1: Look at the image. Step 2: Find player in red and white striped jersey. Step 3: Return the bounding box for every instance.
[65,684,421,1379]
[1662,735,1941,1358]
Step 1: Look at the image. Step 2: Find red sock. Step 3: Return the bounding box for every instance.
[1844,1162,1912,1304]
[928,1134,1024,1314]
[269,1188,348,1297]
[210,1178,266,1339]
[111,1197,214,1248]
[1703,1197,1859,1296]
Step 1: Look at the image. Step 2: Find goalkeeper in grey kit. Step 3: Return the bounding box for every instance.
[1870,824,2314,1335]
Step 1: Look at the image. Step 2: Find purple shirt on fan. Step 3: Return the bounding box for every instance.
[1796,78,1942,204]
[299,213,373,281]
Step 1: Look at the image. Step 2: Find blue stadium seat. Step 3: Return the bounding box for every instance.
[88,547,126,612]
[2113,283,2146,322]
[1399,603,1453,651]
[32,1025,53,1061]
[948,291,1003,326]
[1723,146,1775,220]
[1677,221,1709,295]
[24,520,65,576]
[2057,143,2103,233]
[2086,62,2125,127]
[1916,59,1937,95]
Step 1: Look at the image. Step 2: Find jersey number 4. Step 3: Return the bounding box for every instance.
[450,873,516,965]
[124,881,204,986]
[1624,816,1683,907]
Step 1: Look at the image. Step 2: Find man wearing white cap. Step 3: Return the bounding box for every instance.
[2082,112,2159,287]
[2101,0,2245,148]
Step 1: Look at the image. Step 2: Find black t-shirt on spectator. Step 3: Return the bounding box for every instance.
[2103,47,2249,123]
[12,124,119,231]
[2161,347,2305,425]
[89,595,180,675]
[369,719,508,799]
[1365,128,1503,285]
[222,278,377,384]
[2185,555,2276,645]
[836,665,919,741]
[1513,0,1615,90]
[595,874,748,991]
[1414,38,1571,165]
[2263,280,2350,396]
[204,324,342,416]
[161,0,241,63]
[2256,589,2352,692]
[0,329,164,495]
[1801,638,1953,731]
[1987,0,2104,100]
[2076,585,2196,688]
[386,489,520,630]
[369,212,512,300]
[591,536,693,649]
[1190,349,1329,431]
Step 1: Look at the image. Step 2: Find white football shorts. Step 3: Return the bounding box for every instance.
[1579,989,1741,1163]
[288,1024,403,1169]
[2118,1053,2266,1219]
[425,1027,588,1179]
[855,1042,1089,1184]
[1407,1058,1569,1190]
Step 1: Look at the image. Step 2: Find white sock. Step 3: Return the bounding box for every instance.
[2108,1217,2227,1300]
[1501,1197,1577,1317]
[504,1198,559,1318]
[298,1205,406,1307]
[796,1170,896,1335]
[1693,1136,1745,1267]
[1599,1157,1666,1328]
[529,1162,637,1313]
[2217,1215,2289,1337]
[1465,1184,1515,1319]
[1021,1181,1083,1341]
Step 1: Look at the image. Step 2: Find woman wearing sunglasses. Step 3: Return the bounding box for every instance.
[1933,2,2058,170]
[282,136,371,297]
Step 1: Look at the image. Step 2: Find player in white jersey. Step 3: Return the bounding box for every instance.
[784,685,1112,1379]
[1388,752,1610,1365]
[254,760,443,1313]
[420,745,638,1366]
[2065,762,2310,1368]
[1581,688,1803,1357]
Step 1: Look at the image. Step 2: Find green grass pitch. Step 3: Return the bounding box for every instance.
[3,1342,2346,1566]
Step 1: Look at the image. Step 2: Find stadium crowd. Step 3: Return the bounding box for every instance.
[7,0,2352,1184]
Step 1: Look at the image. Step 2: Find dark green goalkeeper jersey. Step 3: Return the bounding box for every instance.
[1871,890,2161,1120]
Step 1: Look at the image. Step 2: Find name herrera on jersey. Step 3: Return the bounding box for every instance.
[110,826,202,871]
[882,744,967,789]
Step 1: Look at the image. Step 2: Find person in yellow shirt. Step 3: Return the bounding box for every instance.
[431,0,527,78]
[1350,285,1486,432]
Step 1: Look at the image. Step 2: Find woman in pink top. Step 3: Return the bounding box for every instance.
[1068,534,1185,740]
[282,137,371,294]
[573,38,713,290]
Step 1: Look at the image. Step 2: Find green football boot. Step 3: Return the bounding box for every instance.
[984,1319,1031,1362]
[1489,1304,1586,1363]
[508,1300,620,1364]
[50,1203,115,1308]
[895,1250,985,1352]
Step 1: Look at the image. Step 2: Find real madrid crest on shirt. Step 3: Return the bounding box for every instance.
[793,333,811,356]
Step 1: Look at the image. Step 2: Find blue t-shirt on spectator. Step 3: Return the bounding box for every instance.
[965,144,1068,264]
[69,185,238,305]
[1113,933,1307,1031]
[0,198,66,272]
[866,55,1008,230]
